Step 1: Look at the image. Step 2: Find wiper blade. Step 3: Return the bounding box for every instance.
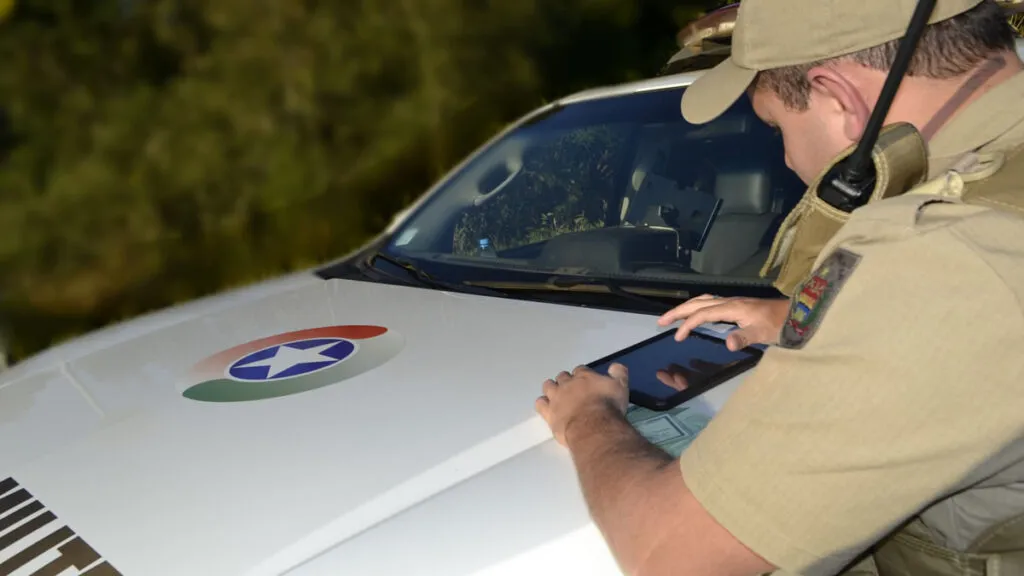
[367,252,509,298]
[466,276,684,312]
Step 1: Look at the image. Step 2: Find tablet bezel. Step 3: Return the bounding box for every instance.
[586,328,763,412]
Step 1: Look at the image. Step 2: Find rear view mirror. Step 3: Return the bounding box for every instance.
[474,159,523,206]
[473,143,526,207]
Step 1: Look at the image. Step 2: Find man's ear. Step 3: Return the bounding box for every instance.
[805,65,871,142]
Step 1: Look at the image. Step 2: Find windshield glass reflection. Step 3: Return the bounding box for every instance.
[386,86,806,289]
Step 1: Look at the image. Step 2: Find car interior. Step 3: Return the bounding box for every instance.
[620,122,799,278]
[531,112,804,280]
[390,88,806,283]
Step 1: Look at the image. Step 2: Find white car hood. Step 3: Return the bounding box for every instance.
[1,276,729,576]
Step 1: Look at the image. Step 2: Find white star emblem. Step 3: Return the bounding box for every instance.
[234,341,342,379]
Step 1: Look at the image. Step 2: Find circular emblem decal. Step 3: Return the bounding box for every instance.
[183,325,403,403]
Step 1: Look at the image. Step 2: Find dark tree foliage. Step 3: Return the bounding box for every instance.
[0,0,728,360]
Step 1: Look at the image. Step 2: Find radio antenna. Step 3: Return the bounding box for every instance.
[818,0,937,210]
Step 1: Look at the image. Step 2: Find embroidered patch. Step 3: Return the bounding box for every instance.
[779,247,861,349]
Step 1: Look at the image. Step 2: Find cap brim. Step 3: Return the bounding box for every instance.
[680,57,758,125]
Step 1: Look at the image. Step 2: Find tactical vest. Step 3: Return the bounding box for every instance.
[760,124,930,297]
[813,142,1024,576]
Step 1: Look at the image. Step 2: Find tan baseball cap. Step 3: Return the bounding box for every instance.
[680,0,985,125]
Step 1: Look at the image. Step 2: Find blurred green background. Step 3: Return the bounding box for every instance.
[0,0,734,361]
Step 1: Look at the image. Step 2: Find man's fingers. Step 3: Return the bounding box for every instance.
[657,297,719,326]
[690,293,717,301]
[674,302,743,341]
[607,362,629,386]
[535,396,550,418]
[725,329,750,351]
[542,379,558,398]
[554,371,572,384]
[572,365,594,377]
[656,295,722,326]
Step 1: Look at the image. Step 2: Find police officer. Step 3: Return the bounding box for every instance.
[658,0,1024,352]
[536,1,1024,575]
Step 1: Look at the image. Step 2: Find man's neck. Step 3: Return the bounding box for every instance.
[895,50,1024,141]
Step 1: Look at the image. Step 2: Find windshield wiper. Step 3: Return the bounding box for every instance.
[465,275,684,312]
[366,252,510,298]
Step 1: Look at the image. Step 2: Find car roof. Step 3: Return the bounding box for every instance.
[554,72,701,106]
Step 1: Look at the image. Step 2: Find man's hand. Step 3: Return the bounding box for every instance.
[657,294,791,351]
[536,364,630,446]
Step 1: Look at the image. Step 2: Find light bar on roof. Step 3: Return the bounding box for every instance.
[676,3,739,50]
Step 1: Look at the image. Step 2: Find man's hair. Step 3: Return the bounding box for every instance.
[752,0,1017,110]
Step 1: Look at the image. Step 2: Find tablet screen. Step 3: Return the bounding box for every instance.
[588,330,760,410]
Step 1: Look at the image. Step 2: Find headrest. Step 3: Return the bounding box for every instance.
[714,169,771,215]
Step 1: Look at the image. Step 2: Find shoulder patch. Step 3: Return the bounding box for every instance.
[779,247,861,349]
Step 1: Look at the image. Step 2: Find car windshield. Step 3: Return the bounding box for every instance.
[376,84,806,301]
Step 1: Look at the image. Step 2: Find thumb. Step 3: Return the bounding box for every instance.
[725,329,751,351]
[607,362,630,386]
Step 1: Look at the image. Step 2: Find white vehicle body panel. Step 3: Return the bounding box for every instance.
[0,274,745,576]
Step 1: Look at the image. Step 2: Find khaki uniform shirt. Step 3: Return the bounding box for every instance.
[678,69,1024,575]
[928,68,1024,178]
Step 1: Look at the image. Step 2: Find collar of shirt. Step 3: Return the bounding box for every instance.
[926,68,1024,179]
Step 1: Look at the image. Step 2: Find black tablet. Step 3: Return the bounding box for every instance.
[587,329,762,412]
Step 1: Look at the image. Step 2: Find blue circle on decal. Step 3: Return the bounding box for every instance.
[227,338,356,381]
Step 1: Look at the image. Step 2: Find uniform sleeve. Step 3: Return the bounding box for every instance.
[678,208,1024,575]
